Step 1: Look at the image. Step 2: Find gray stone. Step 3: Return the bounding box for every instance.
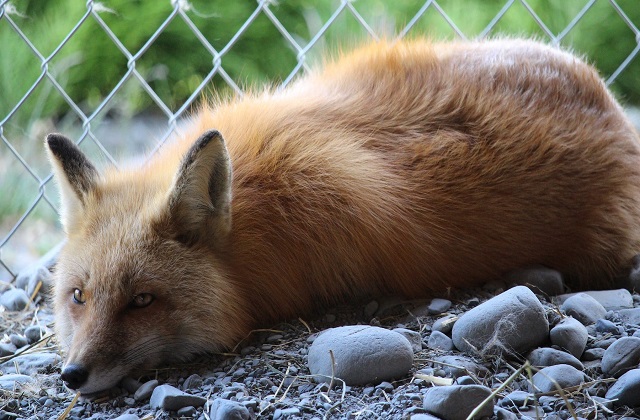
[9,334,27,349]
[451,286,548,356]
[427,298,452,314]
[24,326,46,344]
[0,343,17,357]
[14,242,63,290]
[556,289,633,311]
[499,390,534,408]
[120,377,142,394]
[427,331,455,351]
[176,406,197,417]
[530,364,586,393]
[605,368,640,407]
[393,328,423,353]
[0,288,30,311]
[407,414,440,420]
[0,374,33,390]
[364,300,379,318]
[432,315,457,335]
[209,398,251,420]
[134,379,159,401]
[617,308,640,325]
[595,319,623,335]
[308,325,413,385]
[582,348,605,361]
[432,355,489,379]
[503,265,564,296]
[150,384,206,410]
[182,374,203,390]
[549,317,588,358]
[560,293,606,325]
[0,352,61,375]
[527,347,584,370]
[601,337,640,378]
[112,414,140,420]
[495,406,519,420]
[628,254,640,292]
[423,385,493,420]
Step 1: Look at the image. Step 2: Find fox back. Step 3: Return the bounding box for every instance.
[47,39,640,394]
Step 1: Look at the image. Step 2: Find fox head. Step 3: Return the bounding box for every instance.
[45,131,248,394]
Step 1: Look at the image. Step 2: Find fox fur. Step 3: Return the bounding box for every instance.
[47,38,640,394]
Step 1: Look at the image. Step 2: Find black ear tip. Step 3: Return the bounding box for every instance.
[45,133,71,150]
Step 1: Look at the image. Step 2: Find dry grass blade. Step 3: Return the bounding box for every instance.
[56,391,80,420]
[465,361,529,420]
[0,333,55,364]
[414,374,454,386]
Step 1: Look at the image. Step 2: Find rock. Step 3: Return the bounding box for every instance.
[503,265,564,296]
[177,406,197,417]
[582,348,605,361]
[0,374,33,390]
[363,300,379,318]
[427,298,452,314]
[499,390,534,408]
[606,369,640,407]
[618,308,640,325]
[0,288,30,311]
[9,334,27,349]
[24,326,46,344]
[120,377,142,394]
[451,286,548,356]
[432,315,457,334]
[134,379,159,401]
[182,374,203,390]
[629,254,640,291]
[432,355,489,379]
[601,337,640,378]
[0,343,17,357]
[0,352,61,375]
[423,385,493,420]
[308,326,413,385]
[530,364,586,393]
[556,289,633,311]
[407,414,440,420]
[15,242,63,290]
[595,319,623,335]
[560,293,606,325]
[427,331,455,351]
[549,317,588,358]
[112,414,139,420]
[527,347,584,370]
[149,384,206,410]
[209,398,251,420]
[393,328,423,353]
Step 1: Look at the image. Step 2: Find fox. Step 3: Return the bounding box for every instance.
[46,38,640,394]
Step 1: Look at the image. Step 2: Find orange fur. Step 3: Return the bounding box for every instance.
[48,39,640,393]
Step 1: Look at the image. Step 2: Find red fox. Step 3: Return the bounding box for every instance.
[47,39,640,394]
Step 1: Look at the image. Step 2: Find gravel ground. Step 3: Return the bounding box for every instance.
[3,260,640,419]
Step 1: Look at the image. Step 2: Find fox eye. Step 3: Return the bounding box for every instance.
[72,288,86,304]
[131,293,154,308]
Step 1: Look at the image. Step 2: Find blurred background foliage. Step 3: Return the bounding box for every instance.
[2,0,639,129]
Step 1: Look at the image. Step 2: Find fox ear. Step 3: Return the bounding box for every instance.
[45,134,100,233]
[167,130,232,246]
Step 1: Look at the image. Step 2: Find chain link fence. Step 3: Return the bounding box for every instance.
[1,0,639,282]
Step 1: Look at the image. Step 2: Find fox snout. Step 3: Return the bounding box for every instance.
[60,364,89,390]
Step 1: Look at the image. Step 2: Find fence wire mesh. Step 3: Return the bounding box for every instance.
[1,0,639,281]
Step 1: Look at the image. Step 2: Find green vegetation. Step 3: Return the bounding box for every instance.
[2,0,639,128]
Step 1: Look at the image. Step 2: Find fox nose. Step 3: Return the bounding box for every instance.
[60,364,88,389]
